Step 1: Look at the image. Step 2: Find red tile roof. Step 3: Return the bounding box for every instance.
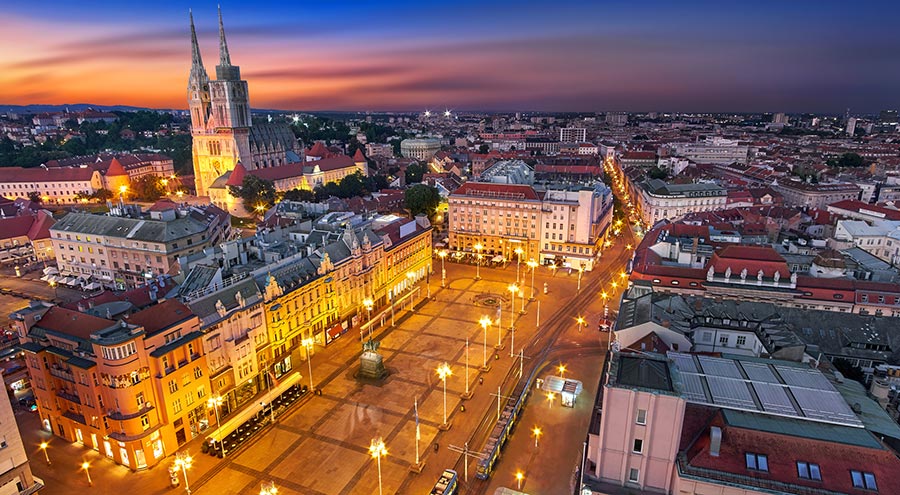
[311,155,355,172]
[828,199,900,221]
[307,141,329,157]
[226,161,247,187]
[126,299,195,336]
[105,157,128,176]
[353,149,366,162]
[0,166,96,183]
[148,198,178,212]
[36,306,115,341]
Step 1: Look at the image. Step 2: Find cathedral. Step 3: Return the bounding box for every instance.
[188,9,302,198]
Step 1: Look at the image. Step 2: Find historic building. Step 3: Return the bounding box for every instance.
[188,9,301,198]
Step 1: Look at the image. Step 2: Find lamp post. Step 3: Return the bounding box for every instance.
[438,250,447,287]
[577,265,584,291]
[516,471,524,491]
[49,280,58,300]
[174,451,193,494]
[461,338,472,399]
[514,247,524,283]
[362,298,374,340]
[576,316,586,333]
[207,395,226,457]
[532,426,542,448]
[406,271,416,310]
[507,284,518,330]
[527,259,538,301]
[81,461,92,486]
[369,438,387,495]
[479,316,491,371]
[259,481,278,495]
[473,243,483,280]
[39,442,50,465]
[302,338,315,392]
[558,364,567,379]
[437,362,452,429]
[546,391,556,408]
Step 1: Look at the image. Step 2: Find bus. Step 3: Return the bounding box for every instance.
[430,469,459,495]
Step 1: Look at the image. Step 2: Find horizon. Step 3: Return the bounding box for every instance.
[2,1,899,114]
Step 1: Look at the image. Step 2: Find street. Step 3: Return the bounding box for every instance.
[12,226,635,495]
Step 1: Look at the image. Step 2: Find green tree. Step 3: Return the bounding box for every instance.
[827,152,865,168]
[27,191,42,203]
[91,188,114,204]
[230,175,276,213]
[405,162,426,184]
[338,171,367,198]
[648,167,668,180]
[478,144,490,154]
[282,188,316,202]
[131,175,165,201]
[404,184,440,217]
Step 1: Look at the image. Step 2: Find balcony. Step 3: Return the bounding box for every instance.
[107,403,155,421]
[49,367,76,383]
[56,390,81,404]
[61,410,86,425]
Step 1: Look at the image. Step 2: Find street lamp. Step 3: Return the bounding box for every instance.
[174,451,193,494]
[532,426,542,447]
[577,265,584,291]
[259,481,278,495]
[81,461,92,486]
[438,250,447,287]
[514,247,524,283]
[527,259,538,301]
[558,364,567,379]
[507,284,518,329]
[362,298,374,339]
[369,438,387,495]
[611,281,618,291]
[49,280,58,300]
[39,442,50,465]
[546,391,556,408]
[437,362,452,429]
[576,316,586,333]
[302,338,316,392]
[118,185,128,200]
[206,395,226,458]
[516,471,524,490]
[473,244,483,280]
[479,316,491,370]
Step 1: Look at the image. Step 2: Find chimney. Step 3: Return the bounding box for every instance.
[709,426,722,457]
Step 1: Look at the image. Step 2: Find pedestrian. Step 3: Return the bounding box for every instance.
[479,376,484,385]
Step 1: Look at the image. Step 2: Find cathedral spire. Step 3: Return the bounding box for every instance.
[218,5,232,67]
[189,10,205,70]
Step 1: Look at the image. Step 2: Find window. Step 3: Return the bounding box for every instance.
[136,392,144,407]
[168,380,178,394]
[628,468,639,483]
[636,409,647,425]
[745,453,768,472]
[632,439,643,454]
[173,399,183,414]
[140,415,150,430]
[702,332,712,342]
[736,335,747,346]
[851,471,877,490]
[797,462,821,481]
[719,335,729,346]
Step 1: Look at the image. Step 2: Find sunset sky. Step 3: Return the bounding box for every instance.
[1,1,899,113]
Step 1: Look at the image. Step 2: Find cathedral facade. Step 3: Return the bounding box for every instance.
[188,9,301,198]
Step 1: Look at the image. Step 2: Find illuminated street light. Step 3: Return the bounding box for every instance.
[363,298,374,339]
[39,442,50,465]
[437,362,453,428]
[532,426,542,447]
[174,451,193,494]
[81,461,92,486]
[516,471,524,490]
[302,338,316,392]
[206,395,226,457]
[546,391,556,408]
[479,316,491,370]
[514,247,524,283]
[474,243,483,280]
[527,259,538,301]
[369,438,387,495]
[507,283,519,329]
[611,281,618,290]
[576,316,586,333]
[259,481,278,495]
[558,364,567,379]
[577,265,584,291]
[438,250,448,287]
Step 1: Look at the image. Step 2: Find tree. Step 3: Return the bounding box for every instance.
[27,191,42,203]
[405,162,426,184]
[648,167,668,180]
[91,188,114,204]
[827,152,865,168]
[230,175,276,214]
[478,144,490,154]
[131,175,165,202]
[282,188,316,202]
[404,184,440,217]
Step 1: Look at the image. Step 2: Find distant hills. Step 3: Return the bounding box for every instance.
[0,103,165,114]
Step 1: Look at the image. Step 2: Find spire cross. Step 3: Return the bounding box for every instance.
[218,5,232,66]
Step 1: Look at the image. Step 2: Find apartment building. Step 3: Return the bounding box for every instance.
[634,179,727,225]
[0,380,39,494]
[589,351,900,494]
[559,127,587,142]
[12,301,207,470]
[50,202,229,289]
[0,167,103,203]
[669,138,749,164]
[773,179,861,209]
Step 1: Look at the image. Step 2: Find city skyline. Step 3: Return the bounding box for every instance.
[2,0,899,113]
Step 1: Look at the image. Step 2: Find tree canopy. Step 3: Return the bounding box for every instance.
[229,175,276,214]
[405,162,426,184]
[827,152,866,168]
[404,184,441,217]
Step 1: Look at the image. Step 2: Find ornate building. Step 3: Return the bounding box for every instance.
[189,9,301,197]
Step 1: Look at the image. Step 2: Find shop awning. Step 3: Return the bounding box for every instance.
[327,323,344,339]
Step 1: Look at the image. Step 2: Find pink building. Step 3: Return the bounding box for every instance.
[588,351,900,494]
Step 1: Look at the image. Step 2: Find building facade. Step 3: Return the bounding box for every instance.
[400,138,441,161]
[559,127,587,142]
[773,180,861,209]
[0,167,103,203]
[634,179,728,226]
[0,378,38,494]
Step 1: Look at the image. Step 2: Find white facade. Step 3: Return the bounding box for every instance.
[832,219,900,264]
[559,127,587,142]
[670,138,749,164]
[400,138,441,160]
[636,180,728,225]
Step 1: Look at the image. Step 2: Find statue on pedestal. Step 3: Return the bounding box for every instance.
[358,338,387,380]
[740,268,747,282]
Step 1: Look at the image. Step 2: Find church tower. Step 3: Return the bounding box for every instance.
[190,7,252,197]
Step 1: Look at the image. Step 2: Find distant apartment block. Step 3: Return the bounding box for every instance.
[633,179,727,225]
[669,137,749,164]
[773,180,861,209]
[559,127,587,142]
